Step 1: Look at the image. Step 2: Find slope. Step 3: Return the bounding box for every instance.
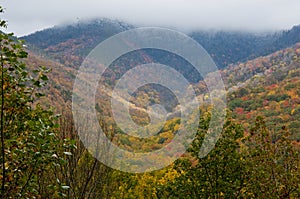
[21,19,300,70]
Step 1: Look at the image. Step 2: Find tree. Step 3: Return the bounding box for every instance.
[57,113,118,199]
[157,112,246,198]
[0,7,70,198]
[242,116,300,198]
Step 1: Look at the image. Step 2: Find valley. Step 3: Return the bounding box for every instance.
[1,14,299,198]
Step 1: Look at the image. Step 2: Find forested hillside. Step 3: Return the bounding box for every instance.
[224,43,300,140]
[22,19,300,69]
[1,8,299,198]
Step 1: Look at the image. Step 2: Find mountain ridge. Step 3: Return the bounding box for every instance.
[19,19,300,141]
[21,18,300,70]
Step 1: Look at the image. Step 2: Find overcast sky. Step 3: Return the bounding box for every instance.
[1,0,300,36]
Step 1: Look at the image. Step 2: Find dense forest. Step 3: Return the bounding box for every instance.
[0,6,300,199]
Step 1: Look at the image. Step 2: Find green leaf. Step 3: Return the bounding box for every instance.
[18,51,28,58]
[0,20,6,27]
[40,74,49,81]
[33,80,41,87]
[35,93,45,98]
[33,69,39,74]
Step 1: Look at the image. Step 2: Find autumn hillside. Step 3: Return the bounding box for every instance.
[20,20,300,143]
[1,10,299,197]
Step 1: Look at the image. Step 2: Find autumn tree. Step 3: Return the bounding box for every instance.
[56,112,118,199]
[157,112,246,198]
[242,116,300,198]
[0,7,71,198]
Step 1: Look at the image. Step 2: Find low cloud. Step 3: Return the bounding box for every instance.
[1,0,300,36]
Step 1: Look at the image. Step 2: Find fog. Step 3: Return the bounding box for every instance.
[1,0,300,36]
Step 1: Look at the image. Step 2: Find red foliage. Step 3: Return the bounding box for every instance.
[235,107,244,115]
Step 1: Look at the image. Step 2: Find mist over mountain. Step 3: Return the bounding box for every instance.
[19,18,300,136]
[21,18,300,70]
[2,2,300,197]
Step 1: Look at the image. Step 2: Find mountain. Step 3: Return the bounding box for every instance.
[190,31,275,68]
[23,18,133,49]
[191,25,300,69]
[20,19,300,142]
[223,43,300,141]
[22,19,133,68]
[274,25,300,49]
[24,49,76,111]
[21,19,300,70]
